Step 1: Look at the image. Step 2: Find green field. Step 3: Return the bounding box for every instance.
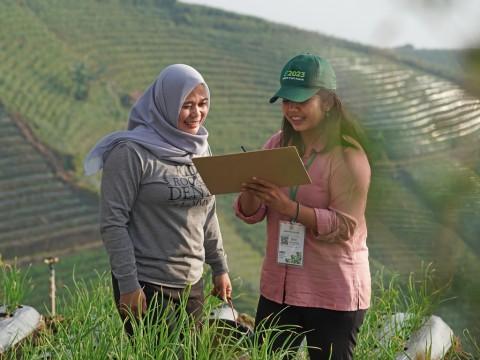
[2,261,480,358]
[0,0,479,344]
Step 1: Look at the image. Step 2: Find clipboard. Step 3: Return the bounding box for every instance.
[192,146,312,195]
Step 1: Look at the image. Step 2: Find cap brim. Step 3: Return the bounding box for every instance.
[269,86,319,103]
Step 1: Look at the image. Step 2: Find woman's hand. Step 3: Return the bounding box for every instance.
[119,288,147,317]
[242,177,296,217]
[238,187,262,216]
[212,273,232,301]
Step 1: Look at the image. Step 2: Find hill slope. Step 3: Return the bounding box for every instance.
[0,0,479,339]
[0,106,100,261]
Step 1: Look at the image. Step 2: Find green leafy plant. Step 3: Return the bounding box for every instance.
[0,258,33,316]
[2,266,478,359]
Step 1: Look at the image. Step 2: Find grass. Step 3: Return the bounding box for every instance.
[1,261,479,359]
[22,244,260,317]
[0,257,33,315]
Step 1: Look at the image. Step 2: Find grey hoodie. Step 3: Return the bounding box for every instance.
[85,64,228,294]
[100,141,228,294]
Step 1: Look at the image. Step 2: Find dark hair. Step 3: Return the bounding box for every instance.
[281,89,369,159]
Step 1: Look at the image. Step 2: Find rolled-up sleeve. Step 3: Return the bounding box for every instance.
[312,146,370,243]
[233,196,268,224]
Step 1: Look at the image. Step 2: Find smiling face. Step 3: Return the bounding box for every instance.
[177,84,209,135]
[281,93,331,136]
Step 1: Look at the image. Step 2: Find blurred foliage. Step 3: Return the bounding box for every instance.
[465,48,480,96]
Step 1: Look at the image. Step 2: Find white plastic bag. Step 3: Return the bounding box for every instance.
[0,305,42,353]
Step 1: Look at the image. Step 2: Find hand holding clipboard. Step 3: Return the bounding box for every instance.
[192,146,311,195]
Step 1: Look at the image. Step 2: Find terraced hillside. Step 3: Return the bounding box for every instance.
[0,0,479,338]
[0,106,100,261]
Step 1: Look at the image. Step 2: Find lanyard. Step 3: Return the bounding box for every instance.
[289,152,317,201]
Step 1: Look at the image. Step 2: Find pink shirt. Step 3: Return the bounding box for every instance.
[234,131,371,311]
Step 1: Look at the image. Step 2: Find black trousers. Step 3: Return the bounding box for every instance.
[255,295,366,360]
[112,273,204,337]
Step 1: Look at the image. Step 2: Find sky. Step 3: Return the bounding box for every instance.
[181,0,480,49]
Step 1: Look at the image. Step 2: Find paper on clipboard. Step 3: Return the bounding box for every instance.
[192,146,312,195]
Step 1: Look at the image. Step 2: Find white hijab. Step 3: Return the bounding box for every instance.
[83,64,210,175]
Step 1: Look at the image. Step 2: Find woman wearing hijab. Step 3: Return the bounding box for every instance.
[84,64,231,335]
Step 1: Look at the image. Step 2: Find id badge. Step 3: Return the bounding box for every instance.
[277,220,305,266]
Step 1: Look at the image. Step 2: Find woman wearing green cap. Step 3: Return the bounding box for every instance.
[234,53,371,359]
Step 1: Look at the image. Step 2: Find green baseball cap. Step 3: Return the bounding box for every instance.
[269,53,336,103]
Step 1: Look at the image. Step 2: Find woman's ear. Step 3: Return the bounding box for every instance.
[322,93,334,112]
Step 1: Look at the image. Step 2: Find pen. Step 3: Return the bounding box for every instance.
[240,146,247,152]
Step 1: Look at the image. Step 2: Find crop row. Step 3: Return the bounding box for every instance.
[0,223,100,261]
[0,110,100,260]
